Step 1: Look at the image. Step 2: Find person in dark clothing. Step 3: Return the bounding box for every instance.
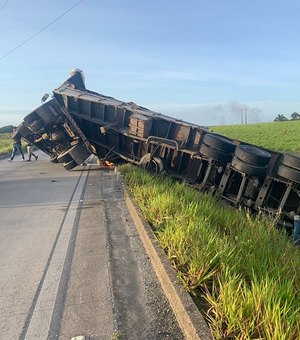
[8,128,25,161]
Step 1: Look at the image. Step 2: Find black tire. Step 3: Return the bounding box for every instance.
[200,143,233,163]
[63,160,77,170]
[140,153,151,166]
[203,134,236,153]
[152,156,165,173]
[67,144,90,164]
[231,157,268,177]
[281,154,300,170]
[276,164,300,183]
[29,119,45,133]
[57,149,73,163]
[50,155,59,163]
[51,129,66,142]
[140,153,165,173]
[235,144,271,166]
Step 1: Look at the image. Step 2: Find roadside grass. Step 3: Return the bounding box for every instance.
[212,120,300,154]
[0,133,12,155]
[119,164,300,339]
[0,133,27,156]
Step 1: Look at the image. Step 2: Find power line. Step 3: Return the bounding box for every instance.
[0,0,86,60]
[0,0,10,13]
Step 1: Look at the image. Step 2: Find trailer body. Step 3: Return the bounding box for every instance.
[14,70,300,229]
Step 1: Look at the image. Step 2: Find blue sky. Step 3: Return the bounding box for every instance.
[1,0,300,127]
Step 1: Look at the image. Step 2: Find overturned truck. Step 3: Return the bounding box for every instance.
[14,69,300,230]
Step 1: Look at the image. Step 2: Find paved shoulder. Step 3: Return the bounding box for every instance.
[59,169,184,339]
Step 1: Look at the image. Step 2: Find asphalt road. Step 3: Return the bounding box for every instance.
[0,151,183,340]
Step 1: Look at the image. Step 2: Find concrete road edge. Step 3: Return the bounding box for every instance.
[124,190,212,340]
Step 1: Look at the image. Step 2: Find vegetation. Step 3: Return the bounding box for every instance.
[274,114,289,122]
[274,112,300,122]
[212,120,300,154]
[0,131,26,156]
[0,126,16,155]
[119,164,300,339]
[0,125,14,133]
[290,112,300,121]
[0,133,12,155]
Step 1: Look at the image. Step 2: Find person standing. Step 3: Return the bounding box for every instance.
[26,140,38,161]
[8,128,25,162]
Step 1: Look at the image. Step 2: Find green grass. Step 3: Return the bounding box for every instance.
[211,120,300,154]
[0,133,27,156]
[119,164,300,339]
[0,133,13,155]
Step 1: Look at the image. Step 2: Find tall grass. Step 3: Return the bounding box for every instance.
[212,120,300,154]
[0,133,12,155]
[120,164,300,339]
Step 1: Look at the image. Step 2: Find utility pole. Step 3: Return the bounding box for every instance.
[240,107,248,125]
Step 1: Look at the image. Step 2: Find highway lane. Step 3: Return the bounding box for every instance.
[0,151,183,339]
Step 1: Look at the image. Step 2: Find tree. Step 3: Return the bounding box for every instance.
[274,114,288,122]
[291,112,300,120]
[0,125,15,133]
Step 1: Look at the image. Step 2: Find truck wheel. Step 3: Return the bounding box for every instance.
[63,160,77,170]
[200,143,233,163]
[231,157,268,177]
[152,157,165,173]
[140,153,164,173]
[203,134,236,153]
[235,144,271,166]
[57,149,73,163]
[276,164,300,183]
[281,154,300,170]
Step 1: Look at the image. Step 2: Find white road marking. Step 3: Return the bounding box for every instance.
[24,170,88,339]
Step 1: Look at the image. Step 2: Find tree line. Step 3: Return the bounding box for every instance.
[0,125,15,133]
[274,112,300,122]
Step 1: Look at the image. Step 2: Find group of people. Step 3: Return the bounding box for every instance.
[8,128,38,162]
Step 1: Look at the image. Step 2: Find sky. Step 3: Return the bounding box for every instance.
[1,0,300,127]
